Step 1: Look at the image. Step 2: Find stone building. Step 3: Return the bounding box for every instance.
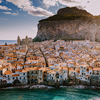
[17,36,21,45]
[17,36,33,45]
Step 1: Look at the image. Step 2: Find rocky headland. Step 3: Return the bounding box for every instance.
[35,7,100,41]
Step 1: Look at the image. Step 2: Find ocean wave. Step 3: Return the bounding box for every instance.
[60,85,100,89]
[2,85,100,90]
[30,85,54,89]
[2,85,30,89]
[60,85,85,89]
[2,85,54,89]
[89,97,100,100]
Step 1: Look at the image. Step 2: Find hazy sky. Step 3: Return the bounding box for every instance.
[0,0,100,40]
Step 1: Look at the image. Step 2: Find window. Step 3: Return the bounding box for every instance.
[13,77,14,80]
[20,77,21,80]
[97,71,99,75]
[81,66,83,68]
[23,73,25,75]
[24,77,25,79]
[36,71,37,74]
[87,69,89,71]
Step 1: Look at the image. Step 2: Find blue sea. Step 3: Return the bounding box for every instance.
[0,40,17,45]
[0,87,100,100]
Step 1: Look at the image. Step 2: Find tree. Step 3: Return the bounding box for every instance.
[33,37,42,42]
[5,42,7,45]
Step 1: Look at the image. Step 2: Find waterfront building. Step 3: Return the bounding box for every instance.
[0,39,100,87]
[4,70,12,84]
[27,67,38,84]
[11,69,28,85]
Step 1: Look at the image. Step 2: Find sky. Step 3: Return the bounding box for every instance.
[0,0,100,40]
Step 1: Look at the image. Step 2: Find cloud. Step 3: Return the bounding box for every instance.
[43,0,59,9]
[6,0,53,17]
[0,0,2,3]
[0,5,11,10]
[28,7,54,17]
[43,0,77,8]
[43,0,100,16]
[3,11,19,16]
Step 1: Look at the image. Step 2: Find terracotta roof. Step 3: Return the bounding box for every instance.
[93,67,100,71]
[0,45,11,46]
[15,70,22,72]
[89,66,93,70]
[22,69,27,73]
[12,74,19,77]
[25,67,38,71]
[0,67,3,70]
[4,70,12,75]
[63,67,68,70]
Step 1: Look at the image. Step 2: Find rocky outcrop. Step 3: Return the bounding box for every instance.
[36,7,100,41]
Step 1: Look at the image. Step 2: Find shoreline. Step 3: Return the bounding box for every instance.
[1,84,100,90]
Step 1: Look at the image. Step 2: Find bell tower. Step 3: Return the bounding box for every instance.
[25,35,29,45]
[17,36,21,45]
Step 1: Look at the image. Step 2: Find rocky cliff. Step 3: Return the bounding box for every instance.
[35,7,100,41]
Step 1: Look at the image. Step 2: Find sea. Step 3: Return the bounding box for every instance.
[0,40,17,45]
[0,87,100,100]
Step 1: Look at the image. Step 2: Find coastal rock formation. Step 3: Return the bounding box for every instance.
[36,7,100,41]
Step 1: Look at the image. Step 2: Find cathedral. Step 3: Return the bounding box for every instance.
[17,36,33,45]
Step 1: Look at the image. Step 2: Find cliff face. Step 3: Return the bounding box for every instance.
[36,7,100,41]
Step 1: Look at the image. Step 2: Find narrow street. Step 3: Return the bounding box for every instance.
[39,47,49,67]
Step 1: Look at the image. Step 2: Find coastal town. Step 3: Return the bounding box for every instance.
[0,36,100,87]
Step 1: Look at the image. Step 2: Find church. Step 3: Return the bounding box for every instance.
[17,36,33,45]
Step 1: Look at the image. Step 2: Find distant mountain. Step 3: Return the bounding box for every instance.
[34,7,100,42]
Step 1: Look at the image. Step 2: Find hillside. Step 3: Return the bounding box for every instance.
[39,7,92,22]
[34,7,100,42]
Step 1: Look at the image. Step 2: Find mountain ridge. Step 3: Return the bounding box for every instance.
[34,7,100,42]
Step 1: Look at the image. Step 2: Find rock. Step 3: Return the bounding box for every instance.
[35,7,100,42]
[29,85,54,89]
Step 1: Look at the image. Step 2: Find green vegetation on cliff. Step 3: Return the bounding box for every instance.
[33,37,42,42]
[39,7,92,22]
[39,15,89,22]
